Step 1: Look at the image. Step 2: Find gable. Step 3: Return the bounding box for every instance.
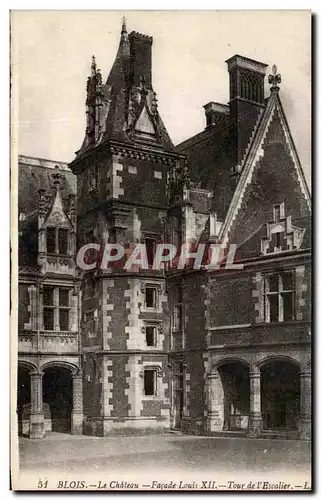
[134,104,156,136]
[220,93,311,250]
[236,211,310,260]
[44,189,70,228]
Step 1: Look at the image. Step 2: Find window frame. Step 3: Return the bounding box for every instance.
[46,226,69,255]
[43,286,71,331]
[144,236,157,268]
[144,324,157,347]
[83,308,99,338]
[263,271,295,323]
[142,366,161,398]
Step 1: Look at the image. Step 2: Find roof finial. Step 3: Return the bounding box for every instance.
[121,15,127,34]
[91,55,97,75]
[268,64,281,91]
[52,165,62,190]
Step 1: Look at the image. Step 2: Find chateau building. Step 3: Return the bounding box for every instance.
[17,21,311,440]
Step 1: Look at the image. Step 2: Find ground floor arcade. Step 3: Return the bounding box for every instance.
[205,353,311,440]
[17,351,311,440]
[17,360,83,439]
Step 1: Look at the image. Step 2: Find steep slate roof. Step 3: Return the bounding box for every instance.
[74,22,175,162]
[219,90,311,245]
[176,118,235,219]
[18,155,77,271]
[18,155,76,217]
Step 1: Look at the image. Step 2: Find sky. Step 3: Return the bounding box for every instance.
[12,10,311,185]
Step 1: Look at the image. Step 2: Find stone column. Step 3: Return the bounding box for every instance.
[206,371,223,433]
[29,373,45,439]
[71,373,83,435]
[298,371,311,440]
[248,368,262,437]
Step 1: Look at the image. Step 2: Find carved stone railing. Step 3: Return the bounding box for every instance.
[18,331,79,354]
[38,254,76,276]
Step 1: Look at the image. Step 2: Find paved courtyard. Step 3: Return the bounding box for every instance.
[15,433,312,491]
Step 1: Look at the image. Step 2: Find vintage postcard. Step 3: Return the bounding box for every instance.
[11,10,312,491]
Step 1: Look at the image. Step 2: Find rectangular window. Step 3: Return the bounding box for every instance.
[46,227,69,254]
[146,326,156,347]
[59,288,70,331]
[145,287,156,308]
[84,309,98,337]
[58,228,68,254]
[43,308,54,330]
[172,332,183,350]
[268,294,279,322]
[282,293,294,322]
[173,304,182,331]
[145,238,157,267]
[267,274,278,293]
[46,227,56,253]
[43,286,55,331]
[59,288,70,307]
[144,370,157,396]
[264,271,294,323]
[43,286,54,305]
[43,287,71,331]
[59,309,69,331]
[274,205,281,222]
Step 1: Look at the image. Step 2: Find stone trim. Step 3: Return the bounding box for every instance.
[110,145,178,165]
[102,279,114,350]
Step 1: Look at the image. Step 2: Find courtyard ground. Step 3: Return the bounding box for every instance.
[14,433,312,491]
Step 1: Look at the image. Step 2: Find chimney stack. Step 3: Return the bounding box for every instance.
[225,55,268,174]
[129,31,153,89]
[203,101,229,128]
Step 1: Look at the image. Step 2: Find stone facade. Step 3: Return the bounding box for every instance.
[17,23,311,440]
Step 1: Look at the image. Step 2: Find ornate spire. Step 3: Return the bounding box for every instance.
[151,91,158,116]
[268,64,281,91]
[121,15,127,35]
[119,15,130,56]
[38,188,47,218]
[91,55,97,76]
[68,194,76,226]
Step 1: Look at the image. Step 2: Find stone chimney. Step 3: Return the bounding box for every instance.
[203,101,229,128]
[226,55,268,171]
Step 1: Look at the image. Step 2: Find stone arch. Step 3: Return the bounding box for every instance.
[40,360,79,375]
[259,355,300,431]
[256,355,301,370]
[18,360,38,374]
[210,356,250,374]
[42,361,78,433]
[207,357,250,433]
[17,361,37,435]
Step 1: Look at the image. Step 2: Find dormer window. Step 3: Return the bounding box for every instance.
[273,203,285,223]
[46,227,56,253]
[46,227,69,254]
[58,228,68,254]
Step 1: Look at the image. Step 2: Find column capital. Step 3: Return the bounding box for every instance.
[249,371,261,379]
[30,372,44,379]
[300,371,311,379]
[207,372,219,380]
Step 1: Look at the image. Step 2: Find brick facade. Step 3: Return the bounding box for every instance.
[18,23,311,440]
